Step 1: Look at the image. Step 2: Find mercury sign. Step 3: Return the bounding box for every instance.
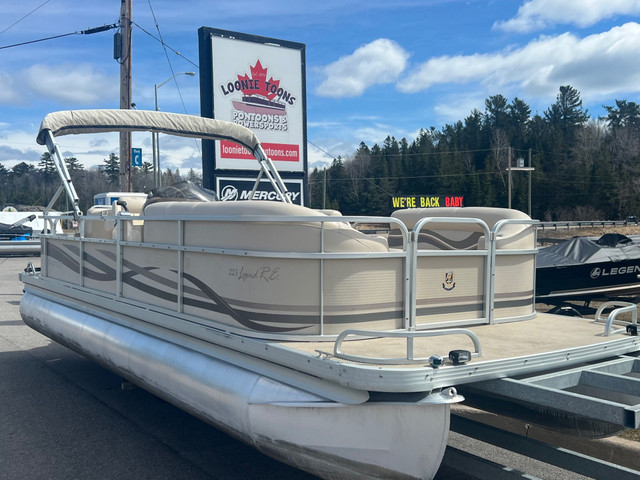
[217,176,303,205]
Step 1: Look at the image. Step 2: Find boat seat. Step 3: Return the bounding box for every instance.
[83,205,113,239]
[389,207,534,250]
[142,200,388,253]
[84,196,146,241]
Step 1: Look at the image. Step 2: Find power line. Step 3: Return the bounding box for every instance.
[0,0,52,37]
[145,0,200,157]
[0,23,118,50]
[0,31,76,49]
[130,20,198,68]
[308,140,337,160]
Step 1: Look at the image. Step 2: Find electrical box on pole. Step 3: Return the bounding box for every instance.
[113,32,121,60]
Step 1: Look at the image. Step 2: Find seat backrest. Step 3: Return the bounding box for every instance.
[389,207,533,250]
[143,201,388,253]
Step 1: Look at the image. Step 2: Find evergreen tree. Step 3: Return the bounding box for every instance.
[101,153,120,185]
[0,163,8,205]
[141,161,153,174]
[64,156,84,173]
[544,85,588,142]
[12,162,36,176]
[484,94,509,131]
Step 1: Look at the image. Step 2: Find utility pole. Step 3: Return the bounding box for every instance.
[119,0,132,192]
[507,146,512,209]
[528,148,532,217]
[506,146,535,213]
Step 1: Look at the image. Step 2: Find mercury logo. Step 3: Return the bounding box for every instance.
[220,185,238,201]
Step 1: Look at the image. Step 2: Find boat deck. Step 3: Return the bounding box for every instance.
[273,311,640,391]
[278,313,617,363]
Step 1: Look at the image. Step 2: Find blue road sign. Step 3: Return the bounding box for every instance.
[132,147,142,167]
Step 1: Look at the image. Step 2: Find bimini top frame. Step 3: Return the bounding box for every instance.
[36,109,292,217]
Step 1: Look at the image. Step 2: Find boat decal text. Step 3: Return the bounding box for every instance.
[590,264,640,279]
[228,266,280,283]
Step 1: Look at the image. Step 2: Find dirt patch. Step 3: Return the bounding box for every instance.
[538,225,640,242]
[622,429,640,442]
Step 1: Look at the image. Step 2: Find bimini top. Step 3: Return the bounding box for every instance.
[36,109,261,154]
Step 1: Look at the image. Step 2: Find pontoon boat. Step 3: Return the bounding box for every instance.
[20,110,640,480]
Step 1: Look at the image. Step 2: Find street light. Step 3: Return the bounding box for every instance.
[152,72,196,188]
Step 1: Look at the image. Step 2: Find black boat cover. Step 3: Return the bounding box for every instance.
[537,234,640,268]
[0,215,35,241]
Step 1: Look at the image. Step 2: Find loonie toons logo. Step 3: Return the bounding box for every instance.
[219,60,296,132]
[442,270,456,291]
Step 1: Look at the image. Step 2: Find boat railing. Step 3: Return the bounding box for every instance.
[490,218,539,324]
[333,328,482,365]
[595,301,639,336]
[39,209,539,343]
[41,211,412,339]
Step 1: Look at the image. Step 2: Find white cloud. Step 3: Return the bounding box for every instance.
[24,64,118,105]
[0,71,21,104]
[398,23,640,103]
[316,39,409,98]
[307,143,334,169]
[494,0,640,33]
[433,94,487,124]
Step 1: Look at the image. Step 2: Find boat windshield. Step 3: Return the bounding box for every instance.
[144,181,218,207]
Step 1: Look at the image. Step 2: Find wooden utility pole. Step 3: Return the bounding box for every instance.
[119,0,132,192]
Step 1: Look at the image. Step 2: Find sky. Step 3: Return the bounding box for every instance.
[1,0,640,174]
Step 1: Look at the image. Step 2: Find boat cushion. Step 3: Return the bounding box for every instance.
[143,201,388,253]
[390,207,533,250]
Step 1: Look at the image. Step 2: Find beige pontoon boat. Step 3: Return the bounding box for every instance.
[20,110,640,480]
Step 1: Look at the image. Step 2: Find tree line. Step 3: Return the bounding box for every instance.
[0,154,201,213]
[308,85,640,221]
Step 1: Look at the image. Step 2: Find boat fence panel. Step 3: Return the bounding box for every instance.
[41,212,413,340]
[38,210,541,341]
[490,219,538,324]
[410,216,491,328]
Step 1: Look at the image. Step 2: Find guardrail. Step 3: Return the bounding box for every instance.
[538,220,639,230]
[359,219,639,234]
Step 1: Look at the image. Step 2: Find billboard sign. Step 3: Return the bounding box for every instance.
[389,195,465,210]
[216,176,304,205]
[200,28,306,173]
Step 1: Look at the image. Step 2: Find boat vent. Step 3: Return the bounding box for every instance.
[460,354,640,431]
